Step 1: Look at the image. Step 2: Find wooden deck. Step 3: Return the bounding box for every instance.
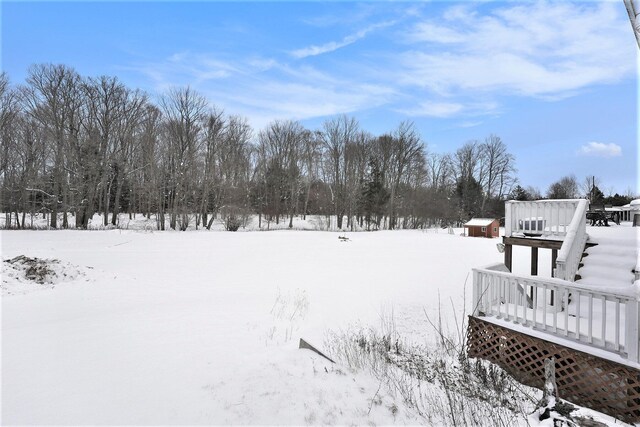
[467,199,640,423]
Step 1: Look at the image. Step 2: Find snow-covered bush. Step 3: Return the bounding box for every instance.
[225,215,242,231]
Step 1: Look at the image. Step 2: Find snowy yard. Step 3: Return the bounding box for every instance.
[0,226,623,425]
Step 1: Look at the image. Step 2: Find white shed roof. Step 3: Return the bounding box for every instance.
[464,218,496,227]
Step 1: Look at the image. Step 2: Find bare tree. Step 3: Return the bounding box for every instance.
[0,73,24,227]
[426,152,453,192]
[452,141,480,185]
[320,115,360,229]
[0,73,19,179]
[81,76,131,227]
[200,108,226,228]
[344,130,372,230]
[136,104,162,225]
[478,135,516,214]
[526,185,542,200]
[257,120,305,228]
[547,175,579,199]
[216,115,253,230]
[579,175,602,202]
[299,130,323,220]
[386,121,424,229]
[22,64,82,228]
[159,87,208,230]
[109,88,147,226]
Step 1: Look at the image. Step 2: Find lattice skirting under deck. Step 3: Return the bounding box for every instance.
[467,316,640,424]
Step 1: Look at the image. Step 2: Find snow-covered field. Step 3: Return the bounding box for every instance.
[0,224,628,425]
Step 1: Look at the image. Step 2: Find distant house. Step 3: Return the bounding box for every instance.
[464,218,499,238]
[620,199,640,224]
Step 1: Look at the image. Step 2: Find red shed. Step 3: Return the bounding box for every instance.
[464,218,500,238]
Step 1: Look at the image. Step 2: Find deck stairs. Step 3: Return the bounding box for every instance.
[576,233,637,289]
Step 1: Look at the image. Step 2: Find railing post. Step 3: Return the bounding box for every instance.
[505,201,513,237]
[625,300,639,362]
[555,261,565,280]
[472,270,481,316]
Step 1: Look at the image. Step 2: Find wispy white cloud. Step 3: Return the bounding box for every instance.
[396,100,499,119]
[398,102,463,118]
[400,2,635,98]
[123,1,636,128]
[458,121,483,129]
[578,142,622,158]
[290,20,396,59]
[126,51,239,92]
[127,52,396,130]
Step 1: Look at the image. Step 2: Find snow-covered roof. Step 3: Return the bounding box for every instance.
[621,200,640,210]
[464,218,496,227]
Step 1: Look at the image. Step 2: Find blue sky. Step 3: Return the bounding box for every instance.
[2,1,638,195]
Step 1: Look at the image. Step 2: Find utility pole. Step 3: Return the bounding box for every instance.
[624,0,640,49]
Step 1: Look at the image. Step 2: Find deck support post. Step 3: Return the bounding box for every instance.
[504,244,512,272]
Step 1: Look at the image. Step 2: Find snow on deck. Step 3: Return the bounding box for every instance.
[578,223,639,292]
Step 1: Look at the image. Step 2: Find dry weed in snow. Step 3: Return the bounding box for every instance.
[266,288,309,344]
[325,318,540,426]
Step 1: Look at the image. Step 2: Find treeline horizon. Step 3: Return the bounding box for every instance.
[0,64,634,231]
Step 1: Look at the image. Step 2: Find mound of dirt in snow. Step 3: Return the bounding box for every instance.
[2,255,93,296]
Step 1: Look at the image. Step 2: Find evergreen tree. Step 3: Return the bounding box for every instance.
[456,176,483,220]
[604,193,633,206]
[589,185,605,207]
[360,159,389,230]
[510,184,530,201]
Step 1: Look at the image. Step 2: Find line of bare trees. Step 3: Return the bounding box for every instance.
[0,65,520,230]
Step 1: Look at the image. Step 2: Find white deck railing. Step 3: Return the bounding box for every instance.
[505,199,589,282]
[505,199,584,238]
[472,265,640,362]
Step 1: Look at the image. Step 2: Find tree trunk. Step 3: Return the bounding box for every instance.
[50,180,58,228]
[102,185,110,226]
[112,180,124,226]
[62,182,69,229]
[206,211,216,230]
[158,211,165,231]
